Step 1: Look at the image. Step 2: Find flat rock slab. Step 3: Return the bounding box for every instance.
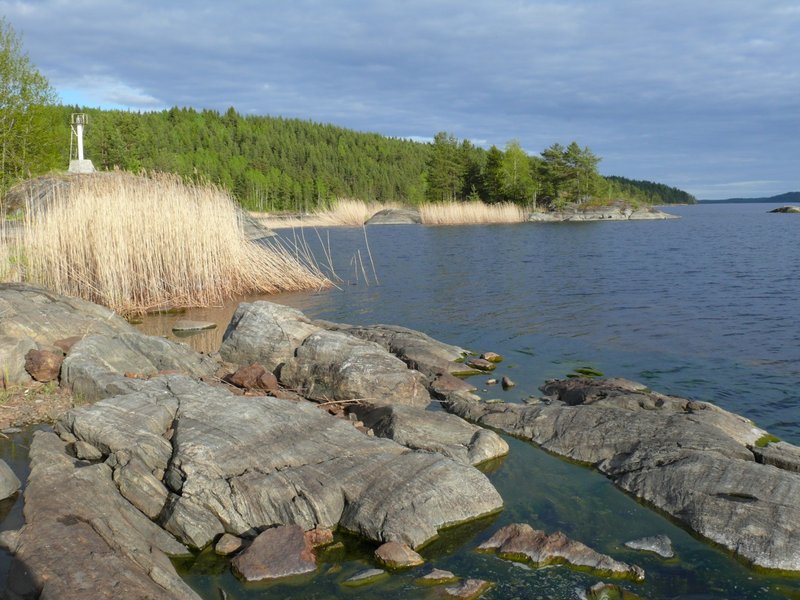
[478,523,644,581]
[624,535,674,559]
[171,320,217,332]
[343,568,388,586]
[231,525,315,581]
[58,375,502,550]
[444,578,493,599]
[5,431,196,600]
[374,541,424,569]
[446,378,800,572]
[348,403,509,466]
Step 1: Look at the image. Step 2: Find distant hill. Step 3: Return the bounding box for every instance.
[699,191,800,204]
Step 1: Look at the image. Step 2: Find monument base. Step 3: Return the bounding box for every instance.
[68,159,95,174]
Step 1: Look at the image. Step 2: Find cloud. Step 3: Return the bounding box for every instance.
[2,0,798,198]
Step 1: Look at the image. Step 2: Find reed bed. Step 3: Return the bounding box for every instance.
[419,201,526,225]
[16,172,329,315]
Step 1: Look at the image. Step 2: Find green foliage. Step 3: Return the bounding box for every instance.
[425,131,464,202]
[754,434,781,448]
[0,18,59,195]
[498,140,535,205]
[604,175,697,205]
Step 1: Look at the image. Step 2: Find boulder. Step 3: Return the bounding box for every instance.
[446,378,800,572]
[226,363,279,391]
[231,524,316,582]
[365,207,422,225]
[0,335,36,386]
[72,440,103,461]
[5,431,196,600]
[304,527,334,548]
[624,534,674,558]
[61,332,218,402]
[417,568,458,585]
[374,541,424,569]
[24,348,63,382]
[501,376,515,390]
[57,375,503,551]
[769,206,800,213]
[481,352,503,363]
[430,372,478,396]
[0,459,21,500]
[321,322,468,377]
[444,578,493,599]
[219,301,320,372]
[478,523,644,580]
[347,403,508,466]
[586,582,645,600]
[465,358,495,372]
[214,533,245,556]
[280,330,430,406]
[343,568,388,587]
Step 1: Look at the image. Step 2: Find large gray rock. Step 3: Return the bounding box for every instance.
[58,375,502,550]
[219,301,321,371]
[478,523,644,580]
[446,378,800,572]
[528,206,677,222]
[4,431,196,600]
[61,332,218,401]
[769,206,800,213]
[0,459,21,500]
[348,403,508,466]
[365,207,422,225]
[0,335,35,387]
[321,322,469,377]
[280,330,430,406]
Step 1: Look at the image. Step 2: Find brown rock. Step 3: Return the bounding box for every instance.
[227,364,279,391]
[501,376,515,390]
[374,541,424,569]
[444,578,493,599]
[417,568,458,585]
[304,527,334,548]
[231,525,316,581]
[53,336,83,354]
[478,523,644,581]
[214,533,245,556]
[24,349,63,382]
[465,358,495,372]
[430,372,477,397]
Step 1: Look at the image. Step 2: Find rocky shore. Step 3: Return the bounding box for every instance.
[1,282,798,598]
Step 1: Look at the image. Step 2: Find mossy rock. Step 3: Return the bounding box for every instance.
[573,367,604,377]
[755,434,781,448]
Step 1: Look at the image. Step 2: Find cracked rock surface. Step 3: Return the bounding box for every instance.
[446,378,800,572]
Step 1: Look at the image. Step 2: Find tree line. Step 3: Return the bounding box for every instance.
[1,18,695,210]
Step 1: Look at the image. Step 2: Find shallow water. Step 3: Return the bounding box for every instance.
[2,204,799,598]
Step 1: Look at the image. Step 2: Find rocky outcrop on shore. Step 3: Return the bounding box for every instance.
[445,378,800,572]
[769,205,800,213]
[365,207,422,225]
[528,206,677,222]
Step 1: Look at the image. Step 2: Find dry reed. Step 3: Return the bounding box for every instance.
[419,201,526,225]
[17,172,329,315]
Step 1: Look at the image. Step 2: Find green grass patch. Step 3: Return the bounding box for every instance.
[754,434,781,448]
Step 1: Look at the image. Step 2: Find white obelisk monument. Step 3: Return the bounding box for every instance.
[68,113,95,173]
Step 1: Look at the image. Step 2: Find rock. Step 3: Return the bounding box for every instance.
[444,578,493,599]
[624,534,674,558]
[219,301,320,372]
[226,363,279,391]
[237,207,275,240]
[478,523,644,580]
[365,207,422,225]
[586,582,645,600]
[528,206,677,222]
[61,332,218,402]
[465,358,495,372]
[374,541,424,569]
[53,335,83,354]
[752,441,800,473]
[430,372,478,396]
[231,525,316,582]
[305,527,334,548]
[280,330,430,407]
[0,335,36,386]
[481,352,503,363]
[342,568,388,586]
[321,322,468,377]
[214,533,245,556]
[73,440,103,460]
[24,348,63,382]
[769,206,800,213]
[0,459,21,500]
[417,568,458,584]
[171,320,217,333]
[486,378,497,386]
[501,376,515,389]
[446,377,800,572]
[58,375,503,550]
[113,457,170,520]
[348,403,509,466]
[5,431,196,599]
[0,528,20,552]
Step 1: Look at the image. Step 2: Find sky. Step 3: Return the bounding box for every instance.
[2,0,799,199]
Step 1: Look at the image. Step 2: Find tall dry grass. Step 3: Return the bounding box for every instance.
[18,172,329,315]
[419,201,526,225]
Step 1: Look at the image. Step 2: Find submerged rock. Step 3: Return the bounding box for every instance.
[478,523,644,581]
[171,320,216,332]
[586,582,645,600]
[0,459,21,500]
[374,541,424,569]
[343,568,388,586]
[444,578,493,599]
[624,534,674,558]
[447,378,800,572]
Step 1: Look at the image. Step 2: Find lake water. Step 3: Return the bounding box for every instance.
[3,203,799,599]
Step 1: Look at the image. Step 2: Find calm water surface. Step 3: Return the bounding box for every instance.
[3,204,799,599]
